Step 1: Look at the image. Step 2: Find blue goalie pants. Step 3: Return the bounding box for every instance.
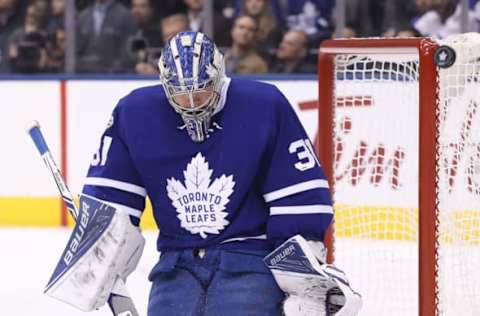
[147,248,284,316]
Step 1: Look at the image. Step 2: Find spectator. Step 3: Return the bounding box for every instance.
[184,0,232,47]
[115,0,163,75]
[224,15,267,74]
[270,29,315,73]
[414,0,480,38]
[284,0,334,47]
[382,0,419,37]
[6,4,48,73]
[154,0,187,18]
[32,0,50,29]
[343,0,385,37]
[161,13,189,43]
[126,13,190,76]
[44,27,65,72]
[48,0,65,30]
[0,0,22,72]
[131,0,162,48]
[76,0,138,73]
[240,0,282,55]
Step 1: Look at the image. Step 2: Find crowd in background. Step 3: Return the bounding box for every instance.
[0,0,479,75]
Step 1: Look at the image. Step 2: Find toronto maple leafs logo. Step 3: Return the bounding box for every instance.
[166,152,235,238]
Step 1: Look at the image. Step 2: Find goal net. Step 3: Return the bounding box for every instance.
[317,34,480,316]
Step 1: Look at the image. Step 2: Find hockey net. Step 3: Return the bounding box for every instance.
[317,34,480,316]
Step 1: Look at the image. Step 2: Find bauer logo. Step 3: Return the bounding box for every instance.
[269,244,296,266]
[166,152,235,238]
[63,203,90,265]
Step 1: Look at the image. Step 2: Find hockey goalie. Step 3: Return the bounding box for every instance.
[42,30,361,315]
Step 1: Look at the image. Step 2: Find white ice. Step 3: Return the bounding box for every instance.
[3,228,479,316]
[0,228,158,316]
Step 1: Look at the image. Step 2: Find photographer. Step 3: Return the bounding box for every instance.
[124,0,163,74]
[6,4,48,73]
[9,31,49,73]
[131,0,162,48]
[110,30,160,74]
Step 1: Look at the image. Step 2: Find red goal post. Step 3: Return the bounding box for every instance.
[317,36,480,316]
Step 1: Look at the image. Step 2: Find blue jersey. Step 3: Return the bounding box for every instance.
[82,78,333,251]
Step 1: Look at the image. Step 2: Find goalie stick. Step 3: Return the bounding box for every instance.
[26,120,139,316]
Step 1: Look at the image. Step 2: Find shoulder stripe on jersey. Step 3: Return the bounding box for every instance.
[263,179,329,203]
[84,177,147,197]
[270,205,333,216]
[221,234,267,244]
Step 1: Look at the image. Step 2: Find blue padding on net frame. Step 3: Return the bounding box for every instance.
[0,73,317,81]
[337,71,419,82]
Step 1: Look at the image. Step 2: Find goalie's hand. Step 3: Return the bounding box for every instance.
[320,264,362,316]
[264,235,362,316]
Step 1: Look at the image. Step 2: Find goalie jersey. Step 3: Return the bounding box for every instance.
[82,78,333,251]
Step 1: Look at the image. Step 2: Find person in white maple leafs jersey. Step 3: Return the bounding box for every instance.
[81,31,362,315]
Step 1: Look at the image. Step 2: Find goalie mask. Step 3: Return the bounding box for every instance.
[159,31,225,142]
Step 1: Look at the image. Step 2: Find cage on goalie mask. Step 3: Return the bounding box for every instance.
[159,31,225,142]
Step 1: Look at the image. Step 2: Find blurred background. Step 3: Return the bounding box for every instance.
[1,0,479,314]
[0,0,478,75]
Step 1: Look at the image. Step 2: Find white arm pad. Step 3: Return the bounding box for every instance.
[45,195,145,311]
[264,235,362,316]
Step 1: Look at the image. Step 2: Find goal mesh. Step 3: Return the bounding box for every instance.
[436,34,480,315]
[318,34,480,316]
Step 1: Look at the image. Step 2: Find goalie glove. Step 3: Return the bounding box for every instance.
[264,235,362,316]
[44,194,145,311]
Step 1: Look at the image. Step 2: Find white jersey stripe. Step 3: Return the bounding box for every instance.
[270,205,333,216]
[263,179,329,203]
[98,199,143,218]
[221,234,267,244]
[84,177,147,197]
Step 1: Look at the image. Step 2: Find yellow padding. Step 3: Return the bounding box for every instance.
[67,197,157,230]
[334,204,480,244]
[1,199,478,243]
[140,198,157,230]
[0,197,61,226]
[0,197,157,229]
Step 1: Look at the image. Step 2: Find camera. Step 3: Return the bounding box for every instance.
[129,36,149,63]
[14,31,46,73]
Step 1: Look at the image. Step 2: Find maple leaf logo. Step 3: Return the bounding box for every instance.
[166,153,235,238]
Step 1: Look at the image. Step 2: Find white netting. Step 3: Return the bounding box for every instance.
[332,51,420,316]
[437,33,480,316]
[327,33,480,316]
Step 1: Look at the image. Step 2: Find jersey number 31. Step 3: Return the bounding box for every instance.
[91,136,113,167]
[289,138,320,171]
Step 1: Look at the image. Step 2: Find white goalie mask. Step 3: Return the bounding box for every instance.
[158,31,226,142]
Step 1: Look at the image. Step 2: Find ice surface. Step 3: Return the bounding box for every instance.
[0,228,158,316]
